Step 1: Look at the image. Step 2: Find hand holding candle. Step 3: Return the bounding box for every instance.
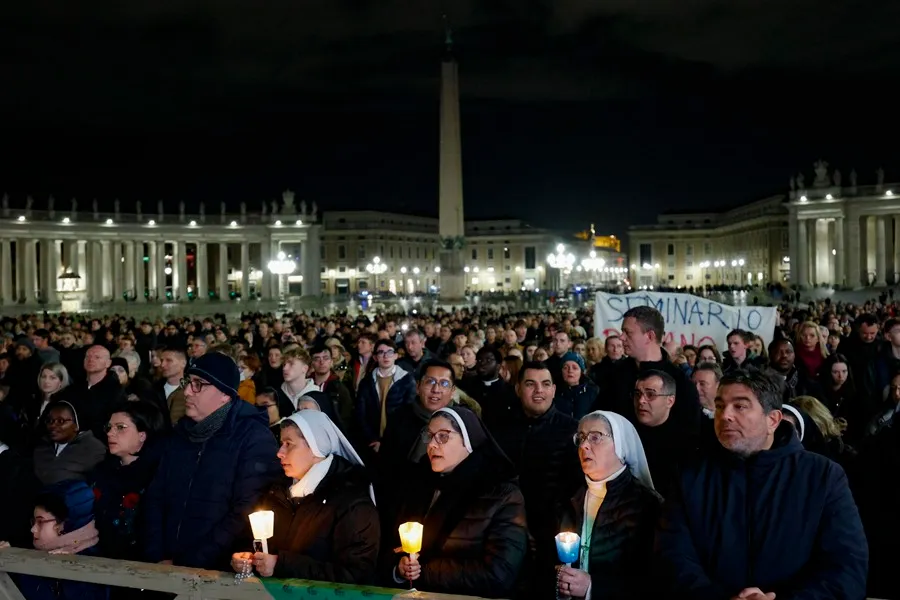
[398,521,423,561]
[249,510,275,555]
[555,532,580,565]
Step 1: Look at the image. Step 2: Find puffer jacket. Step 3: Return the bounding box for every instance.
[142,400,281,569]
[261,455,380,584]
[553,377,599,419]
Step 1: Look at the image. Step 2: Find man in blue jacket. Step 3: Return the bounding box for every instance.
[655,367,867,600]
[143,352,281,569]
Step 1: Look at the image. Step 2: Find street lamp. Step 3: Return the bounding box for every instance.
[547,244,576,290]
[581,250,605,285]
[267,251,296,299]
[366,256,387,292]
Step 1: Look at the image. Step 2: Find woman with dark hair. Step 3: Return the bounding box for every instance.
[91,401,166,560]
[388,406,527,598]
[817,353,866,440]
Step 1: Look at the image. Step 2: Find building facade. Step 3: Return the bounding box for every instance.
[628,196,789,289]
[788,164,898,287]
[318,211,562,295]
[0,191,321,310]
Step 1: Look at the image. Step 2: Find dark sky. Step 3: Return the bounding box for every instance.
[2,0,899,236]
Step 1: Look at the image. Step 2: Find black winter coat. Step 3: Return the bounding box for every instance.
[389,451,528,598]
[493,406,581,573]
[260,456,380,584]
[655,422,868,600]
[142,400,282,569]
[553,377,599,420]
[558,470,662,600]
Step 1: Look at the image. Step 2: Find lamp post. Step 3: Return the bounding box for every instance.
[267,251,296,299]
[366,256,387,293]
[581,250,605,286]
[547,243,576,290]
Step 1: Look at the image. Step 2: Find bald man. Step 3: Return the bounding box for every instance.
[71,344,125,439]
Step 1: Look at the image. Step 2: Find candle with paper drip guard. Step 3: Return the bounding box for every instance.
[249,510,275,555]
[555,531,580,566]
[398,521,423,561]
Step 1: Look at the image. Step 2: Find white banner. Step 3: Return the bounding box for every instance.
[593,291,778,349]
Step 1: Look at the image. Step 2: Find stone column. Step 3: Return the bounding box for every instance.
[174,240,187,301]
[1,240,12,306]
[894,217,900,284]
[112,242,124,300]
[196,242,208,300]
[259,239,271,300]
[788,213,799,284]
[40,239,57,305]
[22,240,37,302]
[796,219,809,287]
[834,217,845,286]
[14,240,25,302]
[271,240,281,297]
[124,241,135,298]
[218,243,229,300]
[64,240,78,276]
[876,216,887,286]
[83,241,95,302]
[302,226,322,297]
[240,242,250,300]
[101,241,112,299]
[134,242,145,301]
[155,241,167,301]
[846,212,861,288]
[77,241,87,292]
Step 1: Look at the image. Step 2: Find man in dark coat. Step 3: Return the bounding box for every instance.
[656,368,867,600]
[143,352,281,570]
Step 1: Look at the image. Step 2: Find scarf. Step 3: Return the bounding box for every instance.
[580,465,626,571]
[795,345,824,378]
[34,520,99,554]
[185,402,231,443]
[289,454,334,498]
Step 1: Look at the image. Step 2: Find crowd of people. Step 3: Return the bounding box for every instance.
[0,297,894,599]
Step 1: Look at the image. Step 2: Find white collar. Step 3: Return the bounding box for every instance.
[289,454,334,499]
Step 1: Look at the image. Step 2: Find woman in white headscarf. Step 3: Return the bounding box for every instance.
[555,410,661,600]
[230,410,379,584]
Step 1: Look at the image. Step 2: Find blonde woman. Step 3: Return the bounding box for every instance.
[794,322,828,379]
[584,338,604,370]
[791,396,855,466]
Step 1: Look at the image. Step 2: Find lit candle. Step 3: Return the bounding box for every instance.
[555,532,580,565]
[398,522,424,561]
[249,510,275,555]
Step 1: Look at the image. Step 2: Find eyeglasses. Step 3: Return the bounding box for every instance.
[181,377,211,393]
[420,429,457,445]
[631,389,671,401]
[573,431,612,447]
[375,349,395,357]
[421,377,452,389]
[44,417,73,427]
[31,517,58,527]
[104,423,131,434]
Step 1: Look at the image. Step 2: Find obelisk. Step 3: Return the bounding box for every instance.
[438,20,466,302]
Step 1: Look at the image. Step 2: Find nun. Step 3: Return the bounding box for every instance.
[390,406,527,599]
[555,410,662,600]
[230,410,379,584]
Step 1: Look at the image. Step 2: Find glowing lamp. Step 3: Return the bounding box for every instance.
[398,522,423,560]
[249,510,275,554]
[555,531,580,565]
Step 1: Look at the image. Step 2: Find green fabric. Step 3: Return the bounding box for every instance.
[262,578,403,600]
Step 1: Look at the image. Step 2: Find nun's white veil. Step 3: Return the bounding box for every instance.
[581,410,654,490]
[283,411,375,503]
[782,404,805,441]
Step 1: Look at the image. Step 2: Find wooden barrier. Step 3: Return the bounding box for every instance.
[0,547,494,600]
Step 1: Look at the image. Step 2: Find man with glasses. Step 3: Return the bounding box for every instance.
[354,340,416,454]
[631,370,697,498]
[143,352,280,570]
[379,359,458,503]
[493,361,581,594]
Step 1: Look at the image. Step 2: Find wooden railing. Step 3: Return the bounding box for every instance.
[0,547,493,600]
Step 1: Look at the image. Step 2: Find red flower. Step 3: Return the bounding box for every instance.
[122,493,141,510]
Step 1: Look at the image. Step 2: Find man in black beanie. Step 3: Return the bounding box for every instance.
[143,352,281,570]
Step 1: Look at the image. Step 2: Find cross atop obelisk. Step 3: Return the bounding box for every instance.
[438,15,466,302]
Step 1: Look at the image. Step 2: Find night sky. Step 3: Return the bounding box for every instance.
[2,1,899,236]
